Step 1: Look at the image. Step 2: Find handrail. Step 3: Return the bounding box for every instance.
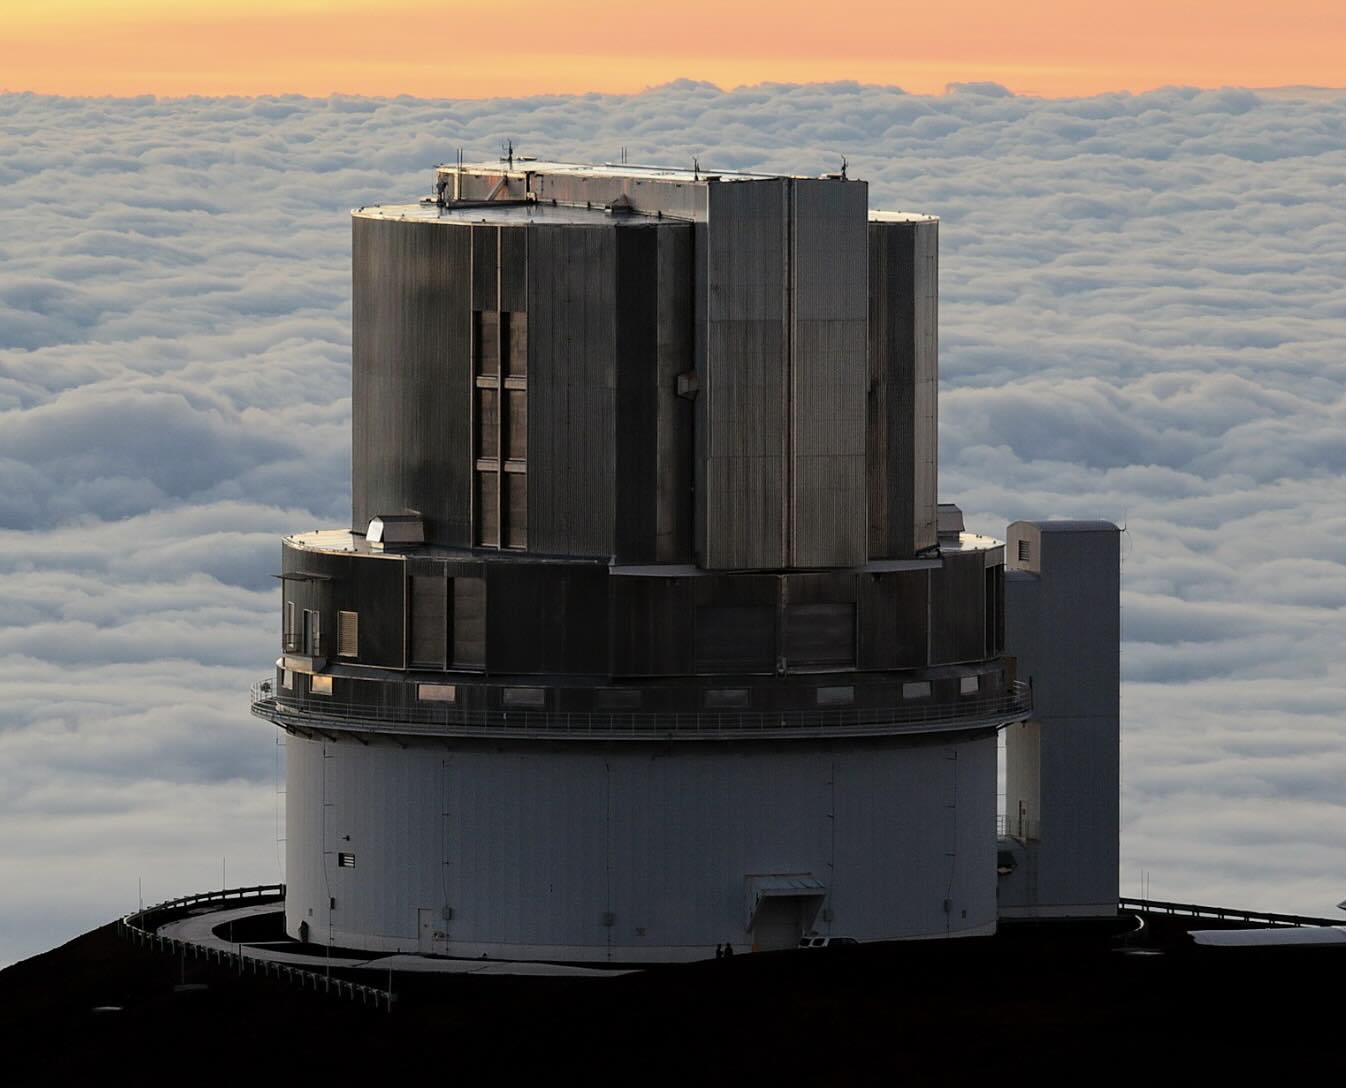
[251,679,1033,741]
[126,883,285,930]
[119,884,394,1012]
[1119,896,1343,928]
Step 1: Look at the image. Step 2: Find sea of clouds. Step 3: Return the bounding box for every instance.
[1,83,1344,965]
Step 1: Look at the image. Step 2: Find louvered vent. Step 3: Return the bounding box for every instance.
[337,610,359,658]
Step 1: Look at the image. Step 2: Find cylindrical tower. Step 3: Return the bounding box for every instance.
[253,161,1030,962]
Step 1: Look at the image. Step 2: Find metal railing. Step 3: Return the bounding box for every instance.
[251,678,1032,741]
[995,814,1040,841]
[282,634,322,656]
[119,884,394,1011]
[1119,897,1343,928]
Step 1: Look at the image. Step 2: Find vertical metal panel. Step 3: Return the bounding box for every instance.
[352,216,472,547]
[911,220,939,554]
[452,575,486,668]
[985,564,1004,656]
[789,179,868,568]
[857,571,898,668]
[485,563,609,673]
[409,571,447,667]
[503,472,527,549]
[783,604,855,668]
[694,605,776,672]
[527,224,617,558]
[692,220,709,565]
[692,571,778,673]
[609,575,694,675]
[498,225,527,312]
[504,311,528,377]
[503,389,527,460]
[868,218,939,560]
[475,310,499,376]
[476,387,499,456]
[892,569,930,668]
[778,571,857,670]
[930,551,985,664]
[654,225,694,562]
[701,179,788,570]
[471,225,498,311]
[475,472,499,546]
[614,226,659,562]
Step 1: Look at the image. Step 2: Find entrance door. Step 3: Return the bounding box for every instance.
[752,897,807,952]
[417,908,435,955]
[303,609,321,656]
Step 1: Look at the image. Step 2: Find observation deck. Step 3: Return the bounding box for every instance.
[251,677,1031,742]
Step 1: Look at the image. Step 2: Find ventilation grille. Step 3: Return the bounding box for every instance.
[338,610,359,657]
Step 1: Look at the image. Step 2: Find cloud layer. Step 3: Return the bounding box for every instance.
[2,84,1344,964]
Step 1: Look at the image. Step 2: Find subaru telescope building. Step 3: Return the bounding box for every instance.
[252,158,1116,962]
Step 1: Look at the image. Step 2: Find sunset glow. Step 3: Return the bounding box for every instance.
[4,0,1344,99]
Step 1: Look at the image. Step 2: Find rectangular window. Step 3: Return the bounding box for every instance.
[502,687,546,708]
[902,681,931,700]
[418,683,458,703]
[960,675,980,696]
[337,852,356,869]
[1017,539,1031,563]
[310,674,333,696]
[816,685,854,706]
[704,688,750,709]
[337,610,359,658]
[281,669,294,690]
[284,601,298,652]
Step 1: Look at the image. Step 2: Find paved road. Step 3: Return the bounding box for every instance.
[156,903,636,977]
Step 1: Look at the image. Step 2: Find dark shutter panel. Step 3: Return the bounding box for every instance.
[410,574,447,667]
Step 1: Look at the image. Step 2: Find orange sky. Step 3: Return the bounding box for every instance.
[4,0,1344,99]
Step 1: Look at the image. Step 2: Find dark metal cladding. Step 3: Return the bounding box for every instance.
[788,179,869,569]
[471,225,498,311]
[891,568,932,668]
[352,216,472,547]
[701,179,789,570]
[857,571,899,669]
[868,218,939,559]
[280,542,405,670]
[654,226,694,562]
[485,562,609,674]
[609,575,694,675]
[281,541,999,681]
[614,226,660,563]
[526,223,618,557]
[931,550,987,664]
[498,225,527,312]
